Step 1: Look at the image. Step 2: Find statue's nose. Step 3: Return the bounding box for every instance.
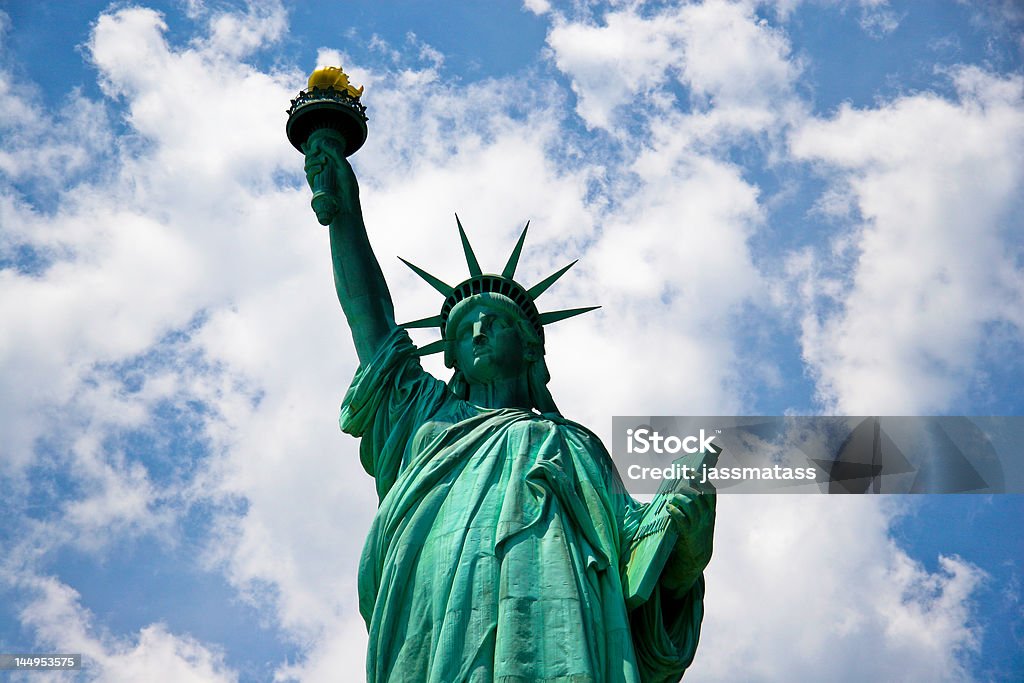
[472,320,487,344]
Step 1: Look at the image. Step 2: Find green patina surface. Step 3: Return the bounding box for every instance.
[301,127,715,682]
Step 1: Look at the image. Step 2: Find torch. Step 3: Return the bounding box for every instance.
[286,66,368,225]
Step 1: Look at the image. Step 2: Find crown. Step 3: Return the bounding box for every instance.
[399,216,600,356]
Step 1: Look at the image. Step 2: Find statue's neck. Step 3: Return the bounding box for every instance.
[466,375,531,410]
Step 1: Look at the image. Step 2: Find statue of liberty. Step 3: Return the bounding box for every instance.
[291,70,715,683]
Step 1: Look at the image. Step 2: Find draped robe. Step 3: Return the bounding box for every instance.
[341,331,704,682]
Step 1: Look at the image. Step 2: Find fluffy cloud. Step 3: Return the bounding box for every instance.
[14,575,237,682]
[692,496,983,682]
[547,0,800,133]
[537,0,806,423]
[790,67,1024,413]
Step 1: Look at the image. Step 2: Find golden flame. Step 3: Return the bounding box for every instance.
[307,66,364,99]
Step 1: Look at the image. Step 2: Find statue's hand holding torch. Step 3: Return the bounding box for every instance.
[287,66,368,226]
[302,129,358,225]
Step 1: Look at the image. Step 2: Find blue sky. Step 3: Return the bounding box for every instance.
[0,1,1022,681]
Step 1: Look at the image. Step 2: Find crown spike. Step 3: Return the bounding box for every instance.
[399,314,444,329]
[502,221,530,279]
[527,260,578,299]
[538,306,600,326]
[414,339,446,356]
[398,257,454,296]
[456,214,482,277]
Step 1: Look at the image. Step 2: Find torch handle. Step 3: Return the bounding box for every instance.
[310,157,339,226]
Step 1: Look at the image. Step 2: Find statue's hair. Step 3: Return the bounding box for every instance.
[444,293,560,416]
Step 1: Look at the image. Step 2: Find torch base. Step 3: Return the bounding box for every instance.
[286,88,368,157]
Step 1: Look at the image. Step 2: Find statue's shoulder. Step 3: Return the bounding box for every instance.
[543,414,604,443]
[540,414,616,463]
[542,415,630,500]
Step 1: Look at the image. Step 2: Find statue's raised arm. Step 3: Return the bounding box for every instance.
[302,128,396,364]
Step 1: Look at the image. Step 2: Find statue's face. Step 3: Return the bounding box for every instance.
[451,302,527,385]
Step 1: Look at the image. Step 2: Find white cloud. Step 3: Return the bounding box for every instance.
[0,51,112,188]
[546,0,801,133]
[858,5,900,38]
[790,67,1024,413]
[547,8,686,130]
[15,575,237,682]
[201,0,287,58]
[676,1,797,109]
[553,152,764,425]
[271,615,368,683]
[691,496,983,682]
[536,0,807,426]
[523,0,552,16]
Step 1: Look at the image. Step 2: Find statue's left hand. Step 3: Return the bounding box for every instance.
[661,485,716,598]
